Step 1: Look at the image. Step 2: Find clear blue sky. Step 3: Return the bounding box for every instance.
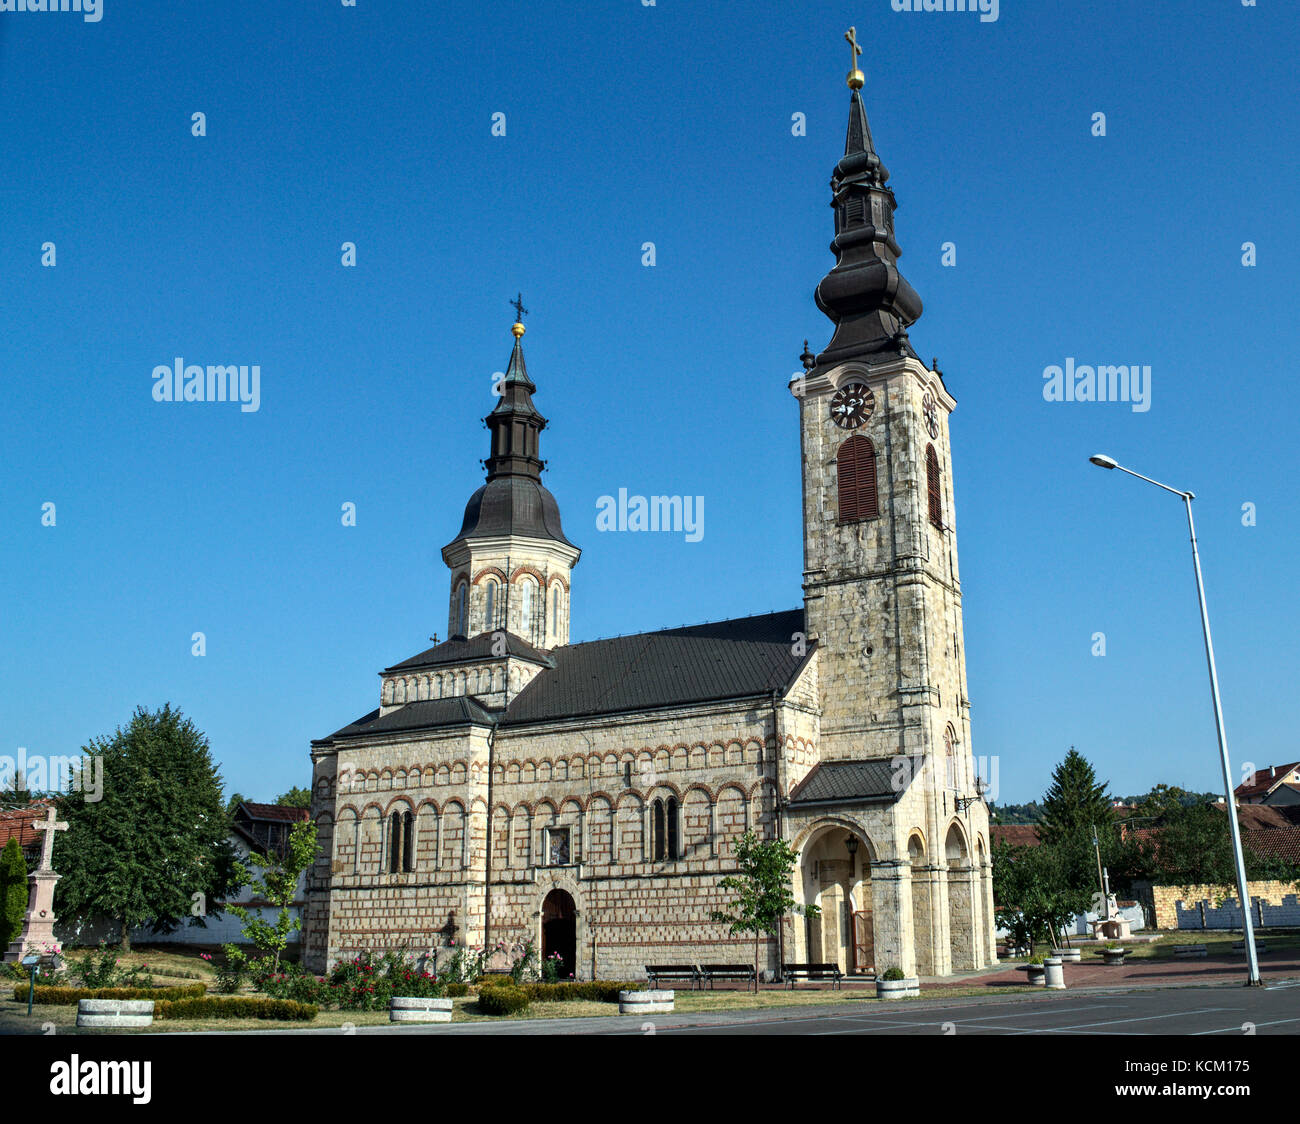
[2,2,1296,806]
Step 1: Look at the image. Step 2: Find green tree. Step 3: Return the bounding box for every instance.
[1138,803,1300,892]
[709,831,818,991]
[53,705,240,950]
[225,817,319,971]
[0,838,29,951]
[225,792,248,818]
[273,786,312,809]
[1038,748,1113,846]
[991,840,1093,954]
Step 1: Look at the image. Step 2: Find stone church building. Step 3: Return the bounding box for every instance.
[302,61,996,981]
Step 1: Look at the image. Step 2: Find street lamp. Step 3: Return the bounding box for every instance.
[1088,453,1261,986]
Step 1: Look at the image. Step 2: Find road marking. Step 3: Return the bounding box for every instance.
[1191,1016,1300,1036]
[1014,1007,1231,1034]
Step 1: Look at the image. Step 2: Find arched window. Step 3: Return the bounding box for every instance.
[652,799,666,861]
[666,796,679,860]
[550,585,560,638]
[944,725,958,791]
[926,444,943,529]
[401,810,413,872]
[837,435,878,523]
[484,581,496,630]
[520,580,533,634]
[651,797,679,861]
[388,811,402,873]
[455,583,468,637]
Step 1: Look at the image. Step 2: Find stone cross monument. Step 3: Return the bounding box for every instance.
[4,806,68,962]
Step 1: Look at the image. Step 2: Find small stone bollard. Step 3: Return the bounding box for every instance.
[1042,958,1066,990]
[619,989,673,1015]
[1051,948,1082,963]
[389,997,454,1023]
[77,999,154,1028]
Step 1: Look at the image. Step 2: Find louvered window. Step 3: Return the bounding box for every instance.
[837,435,879,523]
[926,444,943,529]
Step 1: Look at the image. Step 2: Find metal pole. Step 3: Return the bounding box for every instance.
[1182,493,1261,985]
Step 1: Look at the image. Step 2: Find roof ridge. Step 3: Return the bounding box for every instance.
[561,607,802,650]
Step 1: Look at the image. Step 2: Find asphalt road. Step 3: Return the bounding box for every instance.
[278,979,1300,1036]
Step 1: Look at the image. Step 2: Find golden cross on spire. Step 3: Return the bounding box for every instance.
[844,26,865,90]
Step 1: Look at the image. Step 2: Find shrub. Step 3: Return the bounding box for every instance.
[155,996,317,1021]
[519,981,641,1003]
[209,947,248,994]
[445,982,469,998]
[14,983,206,1005]
[881,967,906,982]
[256,963,331,1006]
[0,839,28,953]
[477,984,530,1016]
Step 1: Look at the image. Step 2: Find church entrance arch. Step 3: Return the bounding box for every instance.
[541,888,576,981]
[797,824,873,976]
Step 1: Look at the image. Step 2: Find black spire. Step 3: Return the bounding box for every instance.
[812,81,923,368]
[444,311,576,552]
[484,322,545,482]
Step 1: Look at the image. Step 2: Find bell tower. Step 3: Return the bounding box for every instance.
[795,42,977,816]
[442,301,580,649]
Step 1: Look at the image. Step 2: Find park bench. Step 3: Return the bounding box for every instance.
[782,962,844,990]
[1172,944,1208,958]
[645,964,702,990]
[1232,941,1267,953]
[699,963,757,989]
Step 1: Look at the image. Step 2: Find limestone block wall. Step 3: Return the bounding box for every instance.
[1141,880,1300,930]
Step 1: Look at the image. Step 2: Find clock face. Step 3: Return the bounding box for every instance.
[830,382,875,429]
[922,392,940,439]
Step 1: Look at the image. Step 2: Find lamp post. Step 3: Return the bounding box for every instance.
[1088,454,1261,986]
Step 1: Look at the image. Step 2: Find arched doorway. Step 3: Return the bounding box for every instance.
[541,889,576,981]
[798,826,873,975]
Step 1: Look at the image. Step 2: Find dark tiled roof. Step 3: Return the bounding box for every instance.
[1234,762,1300,799]
[315,697,501,745]
[991,824,1042,848]
[237,802,310,824]
[317,609,812,744]
[385,631,554,673]
[786,759,916,806]
[502,609,811,725]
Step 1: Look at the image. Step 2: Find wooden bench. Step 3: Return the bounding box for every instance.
[699,963,757,989]
[645,964,701,990]
[783,962,844,990]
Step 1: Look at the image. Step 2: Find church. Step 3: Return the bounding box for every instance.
[301,43,996,981]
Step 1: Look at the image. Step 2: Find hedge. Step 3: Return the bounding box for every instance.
[476,979,642,1004]
[13,983,207,1005]
[155,996,318,1021]
[476,984,530,1015]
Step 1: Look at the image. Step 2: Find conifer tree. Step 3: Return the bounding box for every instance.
[1038,747,1113,846]
[0,838,29,951]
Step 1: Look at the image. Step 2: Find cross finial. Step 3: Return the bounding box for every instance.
[510,293,528,338]
[844,27,864,90]
[32,805,69,873]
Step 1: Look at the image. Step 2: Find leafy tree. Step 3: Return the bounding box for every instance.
[1137,803,1300,892]
[709,831,818,990]
[225,817,319,971]
[0,838,29,951]
[274,786,312,810]
[1038,748,1113,846]
[53,705,240,950]
[987,801,1042,825]
[225,792,248,818]
[992,840,1093,953]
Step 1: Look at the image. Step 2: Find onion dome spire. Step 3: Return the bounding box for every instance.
[811,33,923,370]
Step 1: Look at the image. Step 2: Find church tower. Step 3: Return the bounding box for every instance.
[442,308,580,649]
[795,46,981,820]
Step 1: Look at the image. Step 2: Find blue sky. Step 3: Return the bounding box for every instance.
[2,2,1296,806]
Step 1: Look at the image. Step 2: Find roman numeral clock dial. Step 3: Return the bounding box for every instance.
[829,381,874,429]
